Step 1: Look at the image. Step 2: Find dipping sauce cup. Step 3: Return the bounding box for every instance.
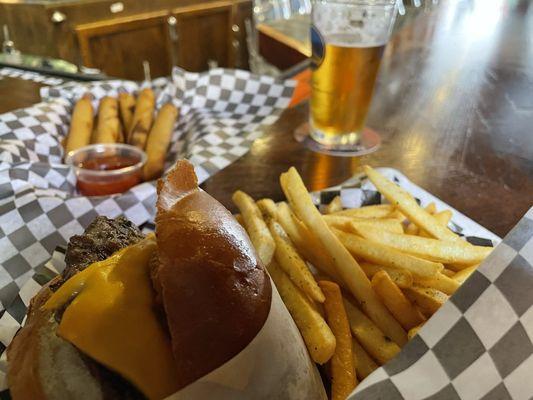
[65,144,147,196]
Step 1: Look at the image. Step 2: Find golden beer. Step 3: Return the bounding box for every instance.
[310,43,385,144]
[308,0,397,153]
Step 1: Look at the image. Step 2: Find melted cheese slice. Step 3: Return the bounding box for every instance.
[44,236,180,400]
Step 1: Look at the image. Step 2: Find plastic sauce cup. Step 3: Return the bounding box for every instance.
[65,144,147,196]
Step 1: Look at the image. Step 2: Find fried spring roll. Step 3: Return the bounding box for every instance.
[65,95,93,155]
[128,88,155,149]
[119,92,136,136]
[93,97,122,144]
[143,104,178,181]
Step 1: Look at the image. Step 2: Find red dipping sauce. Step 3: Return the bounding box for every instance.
[81,155,138,171]
[65,144,147,197]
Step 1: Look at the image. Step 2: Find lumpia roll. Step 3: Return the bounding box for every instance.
[143,103,178,181]
[65,95,93,156]
[93,96,122,144]
[119,92,136,136]
[128,88,155,149]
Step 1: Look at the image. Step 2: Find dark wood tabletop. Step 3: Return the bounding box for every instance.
[205,0,533,238]
[0,77,44,114]
[1,0,532,238]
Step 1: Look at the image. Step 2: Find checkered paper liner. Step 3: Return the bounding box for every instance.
[1,168,532,400]
[0,67,295,311]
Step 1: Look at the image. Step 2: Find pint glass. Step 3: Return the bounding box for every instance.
[309,0,397,154]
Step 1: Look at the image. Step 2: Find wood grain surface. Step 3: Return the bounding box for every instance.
[0,77,44,115]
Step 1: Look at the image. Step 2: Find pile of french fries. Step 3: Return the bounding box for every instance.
[233,165,492,400]
[64,89,179,181]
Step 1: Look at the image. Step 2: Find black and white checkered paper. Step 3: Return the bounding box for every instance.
[0,67,295,313]
[334,172,533,400]
[349,212,533,399]
[1,167,532,399]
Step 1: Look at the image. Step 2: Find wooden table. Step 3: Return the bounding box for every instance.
[208,0,533,238]
[257,14,310,70]
[1,0,532,238]
[0,77,44,114]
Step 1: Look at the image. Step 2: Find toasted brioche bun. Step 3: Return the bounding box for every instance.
[153,160,272,389]
[7,276,107,400]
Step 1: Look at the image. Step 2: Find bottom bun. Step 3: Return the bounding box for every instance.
[8,278,55,400]
[7,277,104,400]
[8,280,146,400]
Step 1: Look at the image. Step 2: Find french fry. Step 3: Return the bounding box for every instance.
[118,92,136,134]
[355,219,405,235]
[332,204,396,219]
[65,95,93,155]
[403,286,448,317]
[359,262,413,289]
[434,209,452,226]
[323,215,404,234]
[280,168,407,346]
[405,222,418,235]
[425,202,437,214]
[351,338,378,380]
[453,264,478,284]
[232,190,275,266]
[267,261,336,364]
[128,88,155,149]
[414,304,426,319]
[441,268,455,277]
[371,271,425,330]
[277,202,341,282]
[343,298,401,364]
[276,202,314,260]
[364,165,462,243]
[143,103,178,181]
[420,209,453,237]
[417,203,438,237]
[334,229,443,278]
[408,324,424,340]
[277,203,304,238]
[92,96,122,144]
[269,220,325,303]
[234,213,244,226]
[256,198,278,221]
[325,196,343,214]
[414,272,460,295]
[319,281,357,399]
[352,226,492,265]
[388,209,406,220]
[445,263,464,272]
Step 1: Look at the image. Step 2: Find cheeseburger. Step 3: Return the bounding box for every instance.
[7,160,325,400]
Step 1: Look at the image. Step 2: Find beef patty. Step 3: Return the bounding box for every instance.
[63,215,145,280]
[55,216,148,400]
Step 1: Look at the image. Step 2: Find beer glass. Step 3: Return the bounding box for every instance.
[309,0,397,155]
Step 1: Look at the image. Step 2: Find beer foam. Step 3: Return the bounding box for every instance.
[312,2,396,48]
